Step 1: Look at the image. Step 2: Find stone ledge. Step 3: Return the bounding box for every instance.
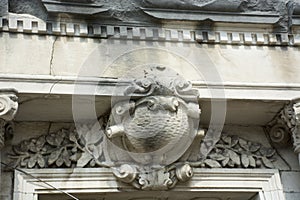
[13,168,284,199]
[1,74,300,101]
[1,15,300,46]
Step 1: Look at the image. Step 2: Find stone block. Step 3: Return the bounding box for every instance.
[284,192,300,200]
[0,171,13,200]
[0,32,54,75]
[281,172,300,193]
[231,32,240,44]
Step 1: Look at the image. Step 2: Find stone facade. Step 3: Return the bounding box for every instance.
[1,0,300,200]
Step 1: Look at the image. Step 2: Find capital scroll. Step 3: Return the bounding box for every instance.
[0,90,18,149]
[267,99,300,165]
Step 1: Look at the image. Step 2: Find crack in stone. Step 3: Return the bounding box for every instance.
[50,36,58,76]
[48,79,61,94]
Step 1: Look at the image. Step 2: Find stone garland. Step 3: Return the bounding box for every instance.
[9,127,276,169]
[197,135,276,169]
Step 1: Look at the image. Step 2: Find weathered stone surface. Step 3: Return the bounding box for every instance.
[9,0,48,20]
[12,122,50,145]
[285,193,300,200]
[2,33,300,84]
[0,32,54,75]
[281,171,300,192]
[6,0,296,29]
[0,0,8,16]
[0,171,13,200]
[143,0,281,13]
[41,0,108,15]
[50,37,100,76]
[0,91,18,149]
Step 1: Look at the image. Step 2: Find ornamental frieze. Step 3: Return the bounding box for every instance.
[7,66,277,190]
[8,66,277,190]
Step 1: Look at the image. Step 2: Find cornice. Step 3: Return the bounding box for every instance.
[1,14,300,46]
[1,74,300,101]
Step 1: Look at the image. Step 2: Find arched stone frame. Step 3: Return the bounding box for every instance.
[14,168,285,200]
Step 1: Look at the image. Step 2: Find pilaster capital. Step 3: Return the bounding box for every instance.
[267,99,300,155]
[0,90,18,149]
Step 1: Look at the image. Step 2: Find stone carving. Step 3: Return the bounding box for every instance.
[0,91,18,149]
[199,135,276,169]
[10,128,277,168]
[267,104,298,152]
[266,101,300,166]
[9,67,277,190]
[100,65,202,190]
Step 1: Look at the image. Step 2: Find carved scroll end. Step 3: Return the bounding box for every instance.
[112,164,137,183]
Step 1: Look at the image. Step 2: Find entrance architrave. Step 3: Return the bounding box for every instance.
[14,168,285,200]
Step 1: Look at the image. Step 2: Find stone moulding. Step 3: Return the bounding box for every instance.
[1,14,300,46]
[13,168,285,200]
[41,0,108,15]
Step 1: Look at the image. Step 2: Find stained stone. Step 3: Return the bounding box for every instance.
[0,0,8,16]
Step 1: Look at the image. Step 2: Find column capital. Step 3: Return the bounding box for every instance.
[267,99,300,162]
[0,90,18,149]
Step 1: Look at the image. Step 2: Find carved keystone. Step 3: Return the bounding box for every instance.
[0,90,18,149]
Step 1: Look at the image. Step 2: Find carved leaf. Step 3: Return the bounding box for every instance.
[248,155,256,168]
[228,160,235,167]
[69,131,77,143]
[46,133,64,147]
[36,136,46,151]
[231,136,239,147]
[208,153,226,161]
[238,138,249,151]
[249,143,261,152]
[77,152,93,167]
[28,141,37,153]
[55,134,64,146]
[222,135,231,145]
[37,154,45,168]
[93,143,103,160]
[56,157,64,167]
[19,141,30,152]
[260,147,275,157]
[48,149,62,165]
[78,124,102,146]
[70,153,81,162]
[266,148,276,158]
[221,157,230,167]
[13,145,27,155]
[204,159,221,168]
[46,135,56,146]
[241,154,249,168]
[20,158,28,167]
[228,150,240,165]
[262,157,274,168]
[62,149,71,167]
[27,155,37,168]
